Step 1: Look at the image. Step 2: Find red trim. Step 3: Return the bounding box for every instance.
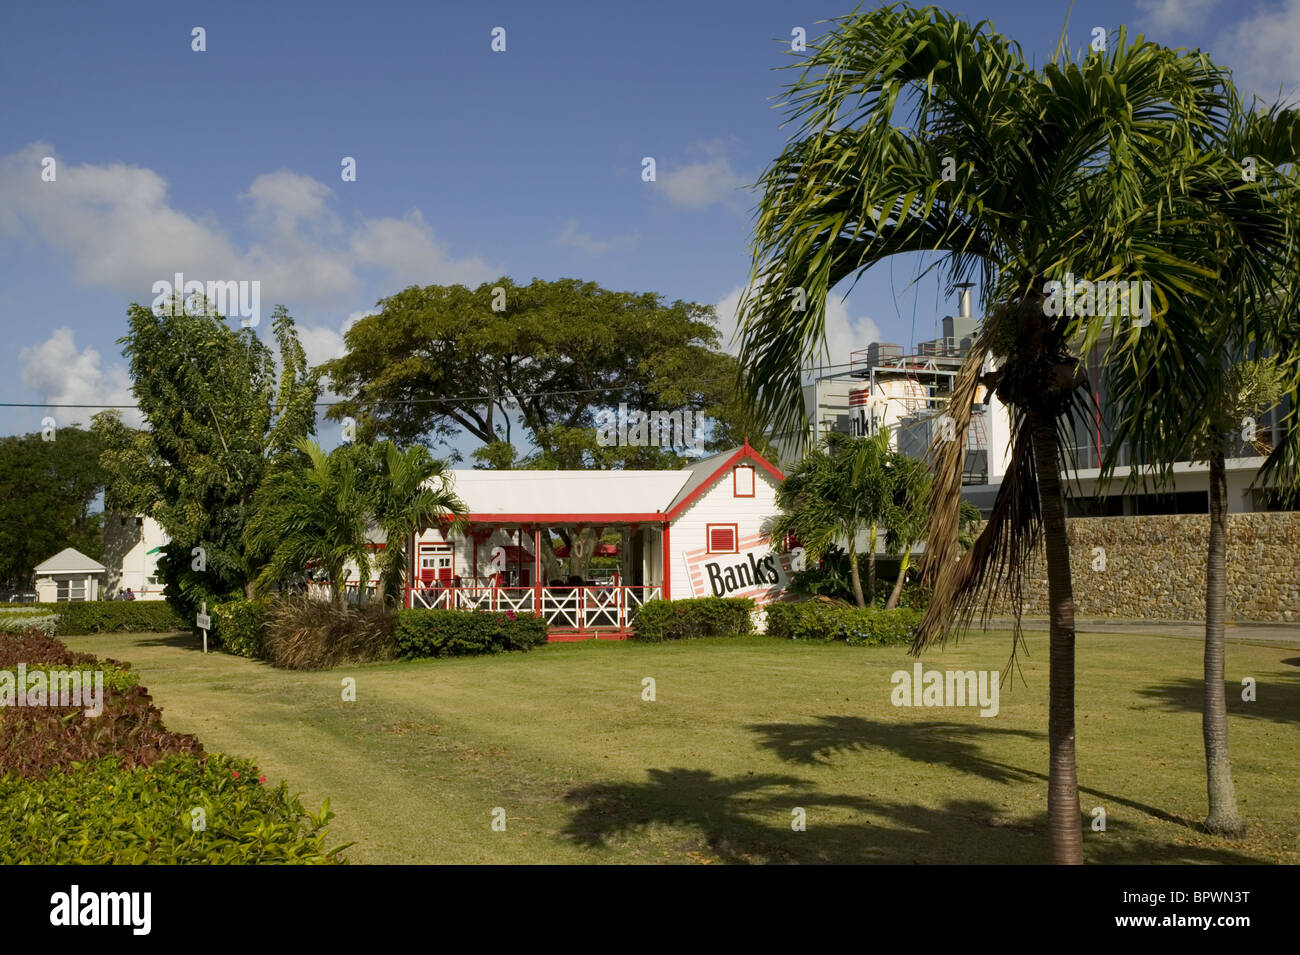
[706,523,739,554]
[732,465,756,497]
[661,523,671,600]
[664,440,784,521]
[456,512,667,523]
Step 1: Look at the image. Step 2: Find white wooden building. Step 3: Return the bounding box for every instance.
[324,442,794,638]
[34,548,106,602]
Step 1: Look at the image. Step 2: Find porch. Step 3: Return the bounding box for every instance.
[407,582,662,638]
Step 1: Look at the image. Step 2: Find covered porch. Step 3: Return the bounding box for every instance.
[405,518,671,638]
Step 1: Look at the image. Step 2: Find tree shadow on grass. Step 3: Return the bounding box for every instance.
[130,631,205,650]
[1136,675,1300,726]
[748,716,1202,833]
[560,767,1255,864]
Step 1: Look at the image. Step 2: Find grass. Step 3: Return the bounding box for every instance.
[62,629,1300,864]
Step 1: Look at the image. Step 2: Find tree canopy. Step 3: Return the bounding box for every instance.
[322,277,774,467]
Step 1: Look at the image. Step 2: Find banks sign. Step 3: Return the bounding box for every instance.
[682,533,793,605]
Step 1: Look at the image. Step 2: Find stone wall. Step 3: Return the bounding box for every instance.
[986,512,1300,622]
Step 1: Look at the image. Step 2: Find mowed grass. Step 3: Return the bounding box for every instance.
[64,629,1300,864]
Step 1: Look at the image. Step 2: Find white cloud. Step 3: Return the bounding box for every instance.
[19,328,141,429]
[1135,0,1222,32]
[661,139,749,210]
[350,209,494,288]
[0,145,497,306]
[553,218,637,256]
[1218,0,1300,105]
[712,284,881,368]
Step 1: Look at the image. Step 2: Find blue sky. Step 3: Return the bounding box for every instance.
[1,0,1294,452]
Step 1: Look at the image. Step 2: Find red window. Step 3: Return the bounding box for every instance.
[707,524,738,554]
[733,465,755,497]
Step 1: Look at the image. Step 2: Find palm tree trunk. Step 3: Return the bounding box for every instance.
[1030,410,1084,865]
[885,550,910,610]
[1203,448,1245,836]
[847,541,866,608]
[866,524,878,604]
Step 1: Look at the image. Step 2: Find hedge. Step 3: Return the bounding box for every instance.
[765,602,922,647]
[0,601,186,635]
[0,754,350,864]
[631,597,755,642]
[212,598,270,659]
[394,608,548,659]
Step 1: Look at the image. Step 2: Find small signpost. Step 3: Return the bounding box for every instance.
[196,601,211,654]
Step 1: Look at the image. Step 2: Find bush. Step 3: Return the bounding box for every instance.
[394,608,548,659]
[262,598,397,670]
[0,627,203,781]
[0,754,350,864]
[632,597,755,642]
[213,597,270,659]
[765,601,921,647]
[0,600,187,635]
[0,626,350,863]
[0,610,58,638]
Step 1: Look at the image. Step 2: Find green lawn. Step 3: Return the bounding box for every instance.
[64,630,1300,864]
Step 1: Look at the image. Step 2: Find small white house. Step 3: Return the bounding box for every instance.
[102,514,170,600]
[34,548,106,602]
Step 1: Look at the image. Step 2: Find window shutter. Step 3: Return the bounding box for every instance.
[709,526,736,553]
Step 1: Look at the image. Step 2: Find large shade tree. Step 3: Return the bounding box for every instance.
[321,277,776,468]
[737,5,1267,862]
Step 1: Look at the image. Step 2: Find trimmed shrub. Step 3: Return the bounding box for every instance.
[765,601,921,647]
[0,610,58,637]
[0,754,350,864]
[0,600,187,635]
[262,598,397,670]
[632,597,755,642]
[394,608,548,659]
[213,597,270,659]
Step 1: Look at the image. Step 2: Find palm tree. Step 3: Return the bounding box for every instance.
[883,450,931,610]
[771,430,892,608]
[1100,91,1300,837]
[738,5,1247,862]
[369,441,465,604]
[245,439,373,608]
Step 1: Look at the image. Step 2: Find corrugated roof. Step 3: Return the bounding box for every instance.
[35,547,106,574]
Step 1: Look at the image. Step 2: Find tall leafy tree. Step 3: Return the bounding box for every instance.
[94,298,319,617]
[771,431,893,608]
[0,426,107,591]
[322,277,772,467]
[738,5,1259,862]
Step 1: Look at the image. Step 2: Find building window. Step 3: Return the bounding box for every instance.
[733,465,755,497]
[707,524,738,554]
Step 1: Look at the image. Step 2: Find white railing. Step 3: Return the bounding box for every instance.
[406,585,662,631]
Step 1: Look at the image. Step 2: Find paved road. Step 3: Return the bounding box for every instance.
[980,617,1300,644]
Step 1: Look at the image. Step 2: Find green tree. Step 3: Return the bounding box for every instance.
[94,298,319,618]
[882,450,931,610]
[1100,91,1300,838]
[737,5,1262,862]
[245,439,372,608]
[368,441,465,604]
[322,277,771,467]
[771,431,892,608]
[0,426,107,591]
